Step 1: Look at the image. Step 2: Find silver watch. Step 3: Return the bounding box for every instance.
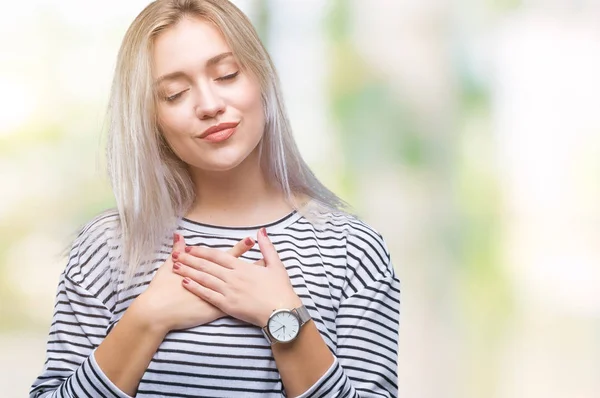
[262,305,311,344]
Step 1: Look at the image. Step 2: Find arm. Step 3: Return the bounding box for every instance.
[29,271,139,398]
[175,225,400,397]
[269,299,336,397]
[31,227,255,397]
[93,298,167,396]
[30,215,170,398]
[277,229,400,398]
[271,274,399,398]
[96,233,257,395]
[297,275,400,397]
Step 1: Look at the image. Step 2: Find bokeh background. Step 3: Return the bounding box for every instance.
[1,0,599,396]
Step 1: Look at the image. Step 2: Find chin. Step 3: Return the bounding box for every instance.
[178,137,261,173]
[188,151,250,172]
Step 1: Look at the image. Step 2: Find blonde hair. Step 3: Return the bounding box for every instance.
[106,0,350,284]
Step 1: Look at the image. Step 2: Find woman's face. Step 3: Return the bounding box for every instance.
[152,17,264,172]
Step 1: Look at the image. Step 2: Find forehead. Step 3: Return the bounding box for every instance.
[152,16,232,77]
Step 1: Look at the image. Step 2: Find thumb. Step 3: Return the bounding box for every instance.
[257,228,279,267]
[173,232,186,253]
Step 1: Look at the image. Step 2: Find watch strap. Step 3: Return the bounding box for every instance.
[262,326,276,345]
[292,305,311,326]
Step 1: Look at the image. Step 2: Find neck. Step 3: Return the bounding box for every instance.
[185,148,293,226]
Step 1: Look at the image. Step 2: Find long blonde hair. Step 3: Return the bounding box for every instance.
[106,0,349,283]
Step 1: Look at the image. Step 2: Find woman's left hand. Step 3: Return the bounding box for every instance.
[172,227,302,327]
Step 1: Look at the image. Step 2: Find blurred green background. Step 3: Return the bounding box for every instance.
[2,0,600,397]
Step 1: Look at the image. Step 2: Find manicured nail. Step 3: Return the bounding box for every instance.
[173,233,179,244]
[260,228,267,237]
[244,237,253,246]
[185,246,192,253]
[172,251,179,260]
[183,277,191,285]
[173,262,181,270]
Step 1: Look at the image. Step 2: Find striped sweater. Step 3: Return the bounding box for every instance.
[30,209,400,397]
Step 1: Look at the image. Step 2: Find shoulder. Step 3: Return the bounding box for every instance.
[64,209,121,287]
[303,208,396,289]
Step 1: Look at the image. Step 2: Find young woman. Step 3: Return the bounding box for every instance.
[30,1,400,397]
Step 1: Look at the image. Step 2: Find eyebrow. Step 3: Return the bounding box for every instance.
[153,52,234,86]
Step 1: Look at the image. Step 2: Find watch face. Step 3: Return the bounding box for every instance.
[267,310,300,343]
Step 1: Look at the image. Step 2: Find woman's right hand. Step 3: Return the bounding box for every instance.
[133,233,255,334]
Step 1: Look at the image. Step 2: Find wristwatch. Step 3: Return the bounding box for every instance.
[262,305,311,344]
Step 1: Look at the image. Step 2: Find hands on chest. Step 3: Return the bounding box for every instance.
[137,228,302,334]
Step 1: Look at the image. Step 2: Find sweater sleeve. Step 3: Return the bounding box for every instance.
[29,217,131,398]
[295,226,401,398]
[29,271,131,398]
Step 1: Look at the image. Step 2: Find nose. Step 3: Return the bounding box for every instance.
[194,83,225,120]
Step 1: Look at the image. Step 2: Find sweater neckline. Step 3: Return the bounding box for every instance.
[179,209,302,238]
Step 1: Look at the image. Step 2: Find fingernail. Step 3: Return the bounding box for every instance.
[183,277,191,285]
[173,233,179,244]
[244,237,253,246]
[172,251,179,260]
[185,246,191,253]
[260,228,268,238]
[173,262,181,270]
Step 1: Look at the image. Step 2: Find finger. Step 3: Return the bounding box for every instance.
[182,277,225,309]
[253,259,266,267]
[184,246,237,269]
[256,227,279,267]
[166,233,186,266]
[173,233,186,253]
[227,237,255,258]
[176,252,229,281]
[173,262,227,294]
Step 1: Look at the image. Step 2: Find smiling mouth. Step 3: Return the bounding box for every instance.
[199,121,240,139]
[201,126,237,143]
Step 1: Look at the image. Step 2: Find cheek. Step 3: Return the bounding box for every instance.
[156,108,197,163]
[236,83,265,132]
[242,82,263,114]
[157,106,190,144]
[158,106,180,134]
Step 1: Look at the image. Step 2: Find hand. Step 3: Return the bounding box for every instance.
[133,233,255,334]
[172,227,302,327]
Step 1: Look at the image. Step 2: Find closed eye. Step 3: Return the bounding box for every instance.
[162,71,238,102]
[216,71,239,81]
[164,89,189,102]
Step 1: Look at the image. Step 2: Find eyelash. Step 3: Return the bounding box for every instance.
[216,71,240,81]
[165,91,186,102]
[164,71,240,102]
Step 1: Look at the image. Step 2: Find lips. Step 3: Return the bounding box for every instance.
[199,121,240,139]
